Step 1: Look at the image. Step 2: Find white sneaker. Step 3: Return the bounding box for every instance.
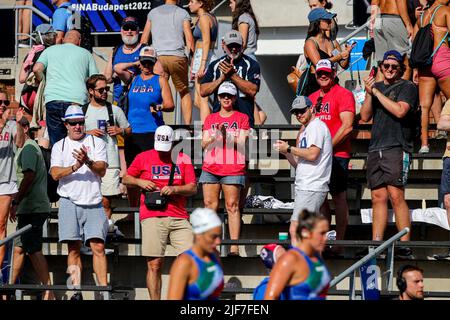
[326,230,337,241]
[418,146,429,154]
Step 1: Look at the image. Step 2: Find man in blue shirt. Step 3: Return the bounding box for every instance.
[200,30,261,128]
[51,0,73,44]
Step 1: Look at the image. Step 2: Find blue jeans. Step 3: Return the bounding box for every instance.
[46,101,73,146]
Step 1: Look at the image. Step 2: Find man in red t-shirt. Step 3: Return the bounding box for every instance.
[309,59,355,251]
[123,125,197,300]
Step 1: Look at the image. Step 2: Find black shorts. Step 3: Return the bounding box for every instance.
[329,156,350,194]
[366,147,411,189]
[14,213,49,254]
[124,133,155,166]
[441,157,450,195]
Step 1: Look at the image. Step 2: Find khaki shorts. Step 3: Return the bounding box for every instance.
[101,168,121,196]
[141,217,193,257]
[158,55,189,96]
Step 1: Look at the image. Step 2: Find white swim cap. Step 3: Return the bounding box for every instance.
[190,208,222,234]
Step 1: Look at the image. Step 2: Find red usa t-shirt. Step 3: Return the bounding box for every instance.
[127,150,196,220]
[309,84,355,158]
[202,111,250,176]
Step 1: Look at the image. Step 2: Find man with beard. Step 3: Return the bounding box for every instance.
[104,16,144,105]
[200,30,260,128]
[83,74,131,240]
[395,265,425,300]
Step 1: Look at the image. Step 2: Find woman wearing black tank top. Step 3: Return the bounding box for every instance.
[298,8,354,96]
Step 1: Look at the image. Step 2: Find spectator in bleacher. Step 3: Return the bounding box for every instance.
[51,0,74,44]
[0,85,25,283]
[167,208,224,300]
[50,105,109,301]
[189,0,218,122]
[307,0,338,41]
[9,118,55,300]
[200,82,250,257]
[395,265,424,300]
[83,74,131,238]
[33,30,98,146]
[123,125,197,300]
[273,96,333,246]
[18,24,56,115]
[17,0,32,46]
[437,99,450,259]
[141,0,195,124]
[298,8,353,97]
[263,210,331,300]
[114,46,174,207]
[370,0,413,79]
[104,16,144,199]
[309,59,355,253]
[414,1,450,153]
[230,0,267,125]
[200,30,260,128]
[360,50,418,258]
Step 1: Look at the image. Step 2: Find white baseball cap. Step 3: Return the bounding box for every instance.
[315,59,334,73]
[62,105,85,121]
[154,125,174,152]
[190,208,223,234]
[217,82,237,96]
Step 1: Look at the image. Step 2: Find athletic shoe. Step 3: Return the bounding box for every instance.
[395,247,415,260]
[436,131,448,140]
[70,292,83,301]
[418,146,429,154]
[432,250,450,260]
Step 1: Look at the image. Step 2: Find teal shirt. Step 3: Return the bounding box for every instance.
[37,43,98,105]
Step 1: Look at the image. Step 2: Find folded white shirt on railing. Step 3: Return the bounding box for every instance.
[360,208,450,231]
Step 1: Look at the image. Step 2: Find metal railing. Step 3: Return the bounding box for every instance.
[329,227,410,300]
[0,224,32,248]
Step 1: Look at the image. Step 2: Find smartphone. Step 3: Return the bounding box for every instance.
[369,66,378,78]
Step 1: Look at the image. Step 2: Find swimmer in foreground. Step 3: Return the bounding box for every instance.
[167,208,224,300]
[264,210,331,300]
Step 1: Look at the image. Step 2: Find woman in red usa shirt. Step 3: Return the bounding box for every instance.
[199,82,250,257]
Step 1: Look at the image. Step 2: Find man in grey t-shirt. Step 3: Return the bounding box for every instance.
[141,0,195,124]
[84,74,131,236]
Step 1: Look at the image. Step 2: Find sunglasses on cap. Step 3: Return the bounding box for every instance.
[122,24,138,32]
[94,87,110,94]
[67,120,85,126]
[0,100,10,106]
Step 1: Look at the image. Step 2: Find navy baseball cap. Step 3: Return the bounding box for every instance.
[383,50,403,62]
[308,8,336,23]
[122,16,139,28]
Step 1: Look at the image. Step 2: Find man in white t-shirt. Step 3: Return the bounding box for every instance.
[273,96,332,245]
[50,105,109,300]
[83,74,131,237]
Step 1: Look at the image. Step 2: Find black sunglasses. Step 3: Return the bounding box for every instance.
[218,93,235,99]
[67,120,85,126]
[122,25,138,32]
[0,100,10,106]
[315,96,323,113]
[94,87,110,94]
[382,63,400,70]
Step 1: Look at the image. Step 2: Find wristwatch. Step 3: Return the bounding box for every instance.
[287,146,292,154]
[85,158,94,167]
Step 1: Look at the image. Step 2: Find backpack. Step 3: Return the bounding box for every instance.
[410,4,447,68]
[40,146,60,203]
[66,5,92,52]
[82,102,116,127]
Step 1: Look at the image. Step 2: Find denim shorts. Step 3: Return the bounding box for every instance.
[198,170,246,187]
[58,197,108,245]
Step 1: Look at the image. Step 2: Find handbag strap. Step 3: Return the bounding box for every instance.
[168,153,179,186]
